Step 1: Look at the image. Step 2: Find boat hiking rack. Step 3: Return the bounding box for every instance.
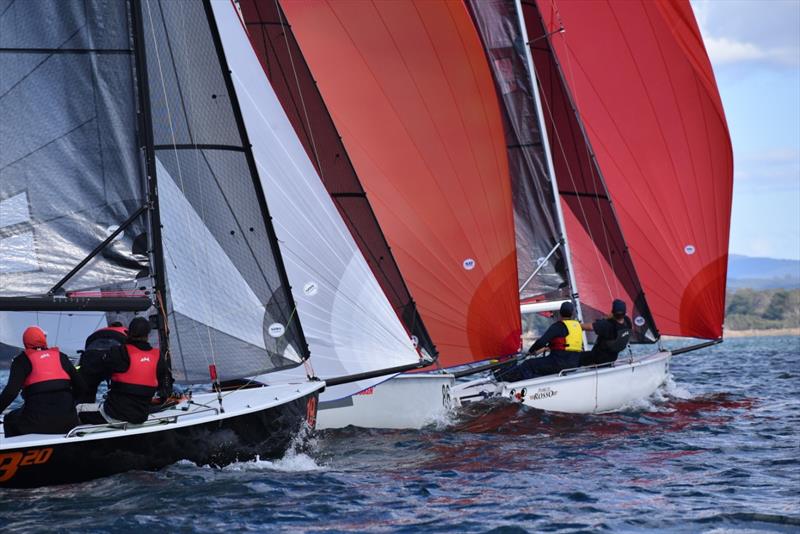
[65,404,220,438]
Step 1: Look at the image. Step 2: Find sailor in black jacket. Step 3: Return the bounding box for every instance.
[580,299,633,366]
[78,317,173,425]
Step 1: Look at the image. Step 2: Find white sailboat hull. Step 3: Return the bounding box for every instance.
[316,373,457,430]
[454,351,670,413]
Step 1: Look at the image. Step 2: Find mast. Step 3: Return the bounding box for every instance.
[131,0,171,367]
[513,0,584,324]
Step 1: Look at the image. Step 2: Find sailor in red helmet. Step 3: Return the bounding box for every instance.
[0,326,85,437]
[78,317,172,425]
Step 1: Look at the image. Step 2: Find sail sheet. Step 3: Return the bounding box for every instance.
[280,0,521,367]
[0,0,147,297]
[140,0,306,382]
[211,0,422,400]
[530,0,733,339]
[522,0,658,341]
[238,0,436,360]
[466,0,569,304]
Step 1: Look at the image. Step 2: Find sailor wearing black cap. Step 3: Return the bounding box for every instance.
[579,299,633,367]
[78,317,173,425]
[494,301,584,382]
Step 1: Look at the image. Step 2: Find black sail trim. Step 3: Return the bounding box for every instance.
[202,0,310,361]
[153,143,246,152]
[559,190,610,201]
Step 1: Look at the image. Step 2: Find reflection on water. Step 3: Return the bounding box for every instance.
[1,336,799,532]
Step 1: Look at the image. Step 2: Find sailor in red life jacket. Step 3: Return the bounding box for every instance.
[78,317,172,425]
[493,301,584,382]
[75,321,129,403]
[0,326,85,437]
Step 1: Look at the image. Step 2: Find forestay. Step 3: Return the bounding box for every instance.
[280,0,522,368]
[211,1,422,400]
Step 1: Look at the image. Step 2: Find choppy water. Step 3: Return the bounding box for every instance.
[1,336,799,532]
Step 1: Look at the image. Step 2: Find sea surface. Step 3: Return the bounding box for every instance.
[1,336,798,533]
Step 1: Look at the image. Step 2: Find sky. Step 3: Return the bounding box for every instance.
[691,0,800,261]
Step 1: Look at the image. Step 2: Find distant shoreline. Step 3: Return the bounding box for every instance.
[724,327,800,338]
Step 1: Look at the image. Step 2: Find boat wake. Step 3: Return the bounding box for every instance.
[224,452,324,473]
[617,373,694,413]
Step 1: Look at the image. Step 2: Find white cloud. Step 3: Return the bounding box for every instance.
[692,0,800,67]
[704,36,798,66]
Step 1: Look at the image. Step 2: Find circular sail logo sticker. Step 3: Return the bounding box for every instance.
[536,257,546,266]
[684,245,696,255]
[411,335,419,348]
[268,323,286,338]
[634,316,646,327]
[303,282,319,297]
[463,258,476,271]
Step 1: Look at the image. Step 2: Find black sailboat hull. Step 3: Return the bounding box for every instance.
[0,390,318,489]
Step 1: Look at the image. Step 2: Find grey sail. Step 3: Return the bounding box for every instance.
[467,0,570,303]
[139,0,307,383]
[0,0,148,298]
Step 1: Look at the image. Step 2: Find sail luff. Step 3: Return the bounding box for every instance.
[465,0,570,305]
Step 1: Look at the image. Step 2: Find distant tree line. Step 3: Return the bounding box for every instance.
[725,288,800,330]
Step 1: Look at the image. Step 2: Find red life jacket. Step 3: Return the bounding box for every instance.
[23,347,69,387]
[111,344,159,388]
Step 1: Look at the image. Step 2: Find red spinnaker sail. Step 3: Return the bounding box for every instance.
[533,0,733,339]
[280,0,521,366]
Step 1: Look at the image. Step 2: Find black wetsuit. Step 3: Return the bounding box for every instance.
[76,329,128,403]
[580,316,632,366]
[494,321,582,382]
[0,352,85,437]
[102,341,172,424]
